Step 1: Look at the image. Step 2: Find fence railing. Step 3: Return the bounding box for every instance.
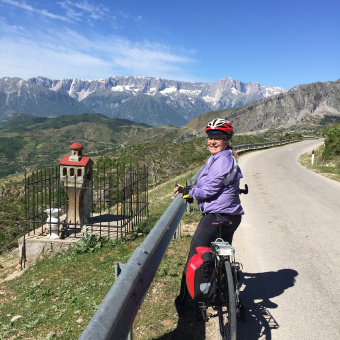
[24,163,149,241]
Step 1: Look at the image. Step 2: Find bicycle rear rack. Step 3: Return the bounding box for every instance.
[211,238,235,261]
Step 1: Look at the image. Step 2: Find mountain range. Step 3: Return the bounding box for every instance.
[0,75,339,134]
[0,76,286,127]
[182,79,340,136]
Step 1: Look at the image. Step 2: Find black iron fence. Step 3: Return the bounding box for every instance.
[24,163,149,240]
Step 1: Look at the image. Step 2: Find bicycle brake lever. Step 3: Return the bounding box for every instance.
[239,184,248,195]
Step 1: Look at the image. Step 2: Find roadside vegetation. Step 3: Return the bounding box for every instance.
[300,122,340,181]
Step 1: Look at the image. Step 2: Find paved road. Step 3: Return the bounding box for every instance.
[233,139,340,340]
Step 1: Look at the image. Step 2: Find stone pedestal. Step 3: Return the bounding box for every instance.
[59,143,93,227]
[45,208,60,238]
[66,187,89,224]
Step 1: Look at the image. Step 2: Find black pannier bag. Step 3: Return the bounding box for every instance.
[186,246,216,303]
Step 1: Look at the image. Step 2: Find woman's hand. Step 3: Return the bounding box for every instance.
[174,185,182,197]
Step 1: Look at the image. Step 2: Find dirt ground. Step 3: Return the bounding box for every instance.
[0,248,28,283]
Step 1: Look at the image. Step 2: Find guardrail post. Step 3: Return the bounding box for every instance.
[174,221,181,239]
[185,180,192,213]
[173,193,181,239]
[174,180,192,238]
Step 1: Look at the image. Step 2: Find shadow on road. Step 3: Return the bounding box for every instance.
[155,269,298,340]
[154,299,206,340]
[238,269,298,340]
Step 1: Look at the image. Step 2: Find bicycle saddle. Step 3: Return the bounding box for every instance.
[212,213,232,226]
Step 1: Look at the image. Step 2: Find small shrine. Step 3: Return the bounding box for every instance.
[59,143,93,225]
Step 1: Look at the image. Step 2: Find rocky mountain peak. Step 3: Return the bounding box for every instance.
[1,75,287,126]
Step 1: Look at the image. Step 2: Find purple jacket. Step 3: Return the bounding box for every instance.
[190,149,244,215]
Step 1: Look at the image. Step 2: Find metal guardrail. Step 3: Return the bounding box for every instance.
[79,135,318,339]
[234,136,318,153]
[79,195,187,340]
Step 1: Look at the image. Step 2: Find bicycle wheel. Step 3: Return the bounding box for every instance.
[217,259,237,340]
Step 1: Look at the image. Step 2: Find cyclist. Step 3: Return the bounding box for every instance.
[174,118,244,317]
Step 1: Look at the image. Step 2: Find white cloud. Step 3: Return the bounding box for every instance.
[0,0,110,23]
[0,0,70,21]
[110,38,194,76]
[0,18,196,81]
[58,0,109,22]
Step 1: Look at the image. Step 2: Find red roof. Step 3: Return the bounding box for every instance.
[59,156,92,166]
[70,142,84,150]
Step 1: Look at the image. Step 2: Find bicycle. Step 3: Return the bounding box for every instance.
[199,184,248,340]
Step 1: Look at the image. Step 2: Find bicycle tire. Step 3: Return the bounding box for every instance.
[217,259,237,340]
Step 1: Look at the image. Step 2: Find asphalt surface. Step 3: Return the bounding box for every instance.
[232,139,340,340]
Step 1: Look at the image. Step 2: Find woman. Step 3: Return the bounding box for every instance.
[174,118,244,317]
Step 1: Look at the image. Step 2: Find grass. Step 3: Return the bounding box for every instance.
[133,236,196,340]
[0,238,141,339]
[299,144,340,182]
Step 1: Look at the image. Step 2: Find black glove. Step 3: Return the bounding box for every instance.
[184,196,193,204]
[177,184,193,204]
[177,184,191,196]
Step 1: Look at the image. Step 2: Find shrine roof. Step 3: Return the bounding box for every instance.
[70,142,84,150]
[59,156,92,166]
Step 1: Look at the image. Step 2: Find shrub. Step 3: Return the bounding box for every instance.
[73,226,107,254]
[322,123,340,158]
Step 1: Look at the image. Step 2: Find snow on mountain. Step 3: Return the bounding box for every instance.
[2,76,339,129]
[0,77,91,121]
[29,75,285,105]
[24,76,286,126]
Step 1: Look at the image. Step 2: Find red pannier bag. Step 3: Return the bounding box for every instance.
[186,246,216,303]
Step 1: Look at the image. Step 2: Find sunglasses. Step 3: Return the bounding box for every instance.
[206,136,226,143]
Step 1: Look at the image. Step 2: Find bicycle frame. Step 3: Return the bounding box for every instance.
[210,237,240,340]
[197,185,247,339]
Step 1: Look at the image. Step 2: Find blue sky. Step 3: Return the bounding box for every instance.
[0,0,339,89]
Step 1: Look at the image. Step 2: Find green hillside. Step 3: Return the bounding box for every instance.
[0,112,148,132]
[0,113,177,178]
